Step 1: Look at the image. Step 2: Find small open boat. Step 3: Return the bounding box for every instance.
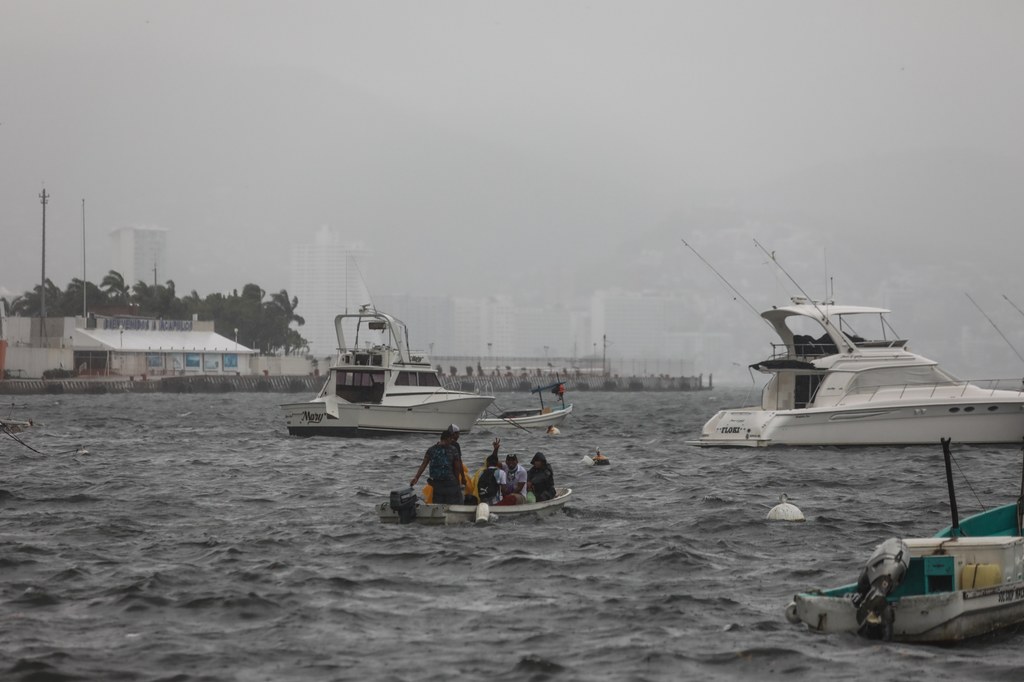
[476,377,572,429]
[379,487,572,525]
[1,418,33,434]
[785,438,1024,643]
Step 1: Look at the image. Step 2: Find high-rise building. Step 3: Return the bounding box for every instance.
[373,293,455,357]
[110,226,167,288]
[289,227,371,358]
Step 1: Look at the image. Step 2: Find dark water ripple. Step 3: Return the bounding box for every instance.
[2,389,1023,680]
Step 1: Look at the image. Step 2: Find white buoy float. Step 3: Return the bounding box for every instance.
[475,502,490,524]
[767,493,805,522]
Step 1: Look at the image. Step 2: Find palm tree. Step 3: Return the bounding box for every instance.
[266,289,307,355]
[268,289,305,327]
[101,270,130,305]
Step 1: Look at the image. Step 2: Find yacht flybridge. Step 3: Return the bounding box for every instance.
[282,308,494,437]
[691,297,1024,447]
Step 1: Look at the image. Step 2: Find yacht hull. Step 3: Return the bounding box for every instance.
[282,394,494,437]
[692,400,1024,447]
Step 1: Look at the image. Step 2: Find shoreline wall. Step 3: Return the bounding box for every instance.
[0,373,710,395]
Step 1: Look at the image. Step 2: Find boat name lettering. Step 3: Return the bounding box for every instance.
[301,411,325,424]
[997,587,1024,603]
[718,426,743,434]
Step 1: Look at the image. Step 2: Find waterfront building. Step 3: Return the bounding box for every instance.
[1,315,259,380]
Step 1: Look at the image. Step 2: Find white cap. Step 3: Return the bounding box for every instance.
[448,423,460,433]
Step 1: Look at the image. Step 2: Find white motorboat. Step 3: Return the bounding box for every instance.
[281,307,494,437]
[691,297,1024,447]
[476,377,573,429]
[379,487,572,525]
[786,439,1024,643]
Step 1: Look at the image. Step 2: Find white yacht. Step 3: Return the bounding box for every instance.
[691,297,1024,447]
[282,308,494,437]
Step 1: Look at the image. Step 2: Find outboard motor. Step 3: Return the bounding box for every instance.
[851,537,910,641]
[389,487,418,524]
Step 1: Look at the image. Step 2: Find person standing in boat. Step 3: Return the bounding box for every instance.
[527,452,556,502]
[443,423,476,503]
[410,430,465,505]
[446,423,463,460]
[494,453,528,506]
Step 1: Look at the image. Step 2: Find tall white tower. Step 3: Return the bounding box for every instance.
[289,226,372,358]
[110,226,167,288]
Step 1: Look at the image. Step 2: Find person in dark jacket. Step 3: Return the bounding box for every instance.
[527,452,556,502]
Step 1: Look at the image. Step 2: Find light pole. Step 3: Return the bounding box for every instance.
[40,188,49,319]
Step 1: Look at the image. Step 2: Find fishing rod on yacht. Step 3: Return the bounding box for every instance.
[750,238,865,351]
[1002,294,1024,321]
[965,293,1024,365]
[679,238,770,329]
[753,239,824,312]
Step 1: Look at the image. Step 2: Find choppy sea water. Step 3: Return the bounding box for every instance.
[2,388,1024,681]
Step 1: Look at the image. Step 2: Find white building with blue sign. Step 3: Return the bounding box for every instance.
[1,315,258,379]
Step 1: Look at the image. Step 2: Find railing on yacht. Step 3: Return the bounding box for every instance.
[831,378,1024,405]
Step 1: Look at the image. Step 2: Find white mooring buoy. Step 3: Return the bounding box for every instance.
[767,493,805,522]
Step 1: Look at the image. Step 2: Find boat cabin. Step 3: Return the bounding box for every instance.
[318,308,442,405]
[753,298,957,410]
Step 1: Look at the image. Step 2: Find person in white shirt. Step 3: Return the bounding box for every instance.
[494,453,528,505]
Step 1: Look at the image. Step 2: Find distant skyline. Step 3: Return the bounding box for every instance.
[3,1,1023,381]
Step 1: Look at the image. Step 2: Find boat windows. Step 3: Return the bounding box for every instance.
[394,371,442,387]
[847,366,959,393]
[335,370,386,404]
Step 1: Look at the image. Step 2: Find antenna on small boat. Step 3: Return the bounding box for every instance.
[941,438,961,538]
[965,293,1024,365]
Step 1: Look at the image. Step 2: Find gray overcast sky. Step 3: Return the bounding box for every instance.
[3,1,1024,371]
